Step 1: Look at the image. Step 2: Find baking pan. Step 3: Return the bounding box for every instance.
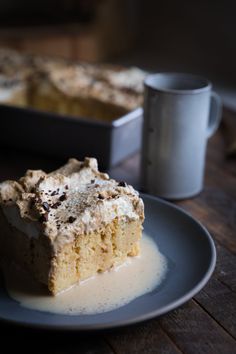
[0,104,143,170]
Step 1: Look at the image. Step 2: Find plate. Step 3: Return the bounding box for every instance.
[0,194,216,330]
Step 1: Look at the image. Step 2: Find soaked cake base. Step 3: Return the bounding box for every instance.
[2,234,167,315]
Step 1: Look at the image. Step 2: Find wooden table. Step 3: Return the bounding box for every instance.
[0,109,235,354]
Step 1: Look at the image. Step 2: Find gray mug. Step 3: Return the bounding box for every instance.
[141,73,222,199]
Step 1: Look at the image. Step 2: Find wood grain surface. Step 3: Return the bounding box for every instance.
[0,108,235,354]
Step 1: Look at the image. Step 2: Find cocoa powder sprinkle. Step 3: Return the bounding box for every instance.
[51,202,61,209]
[42,202,50,212]
[59,194,67,202]
[118,181,127,187]
[68,216,76,223]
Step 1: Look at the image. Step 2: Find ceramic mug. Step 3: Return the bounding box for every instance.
[141,73,222,199]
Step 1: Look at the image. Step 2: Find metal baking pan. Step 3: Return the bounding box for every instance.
[0,104,143,170]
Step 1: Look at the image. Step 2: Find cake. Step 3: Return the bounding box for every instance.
[30,62,145,121]
[0,48,32,80]
[0,48,146,121]
[0,158,144,295]
[0,48,31,107]
[0,75,27,107]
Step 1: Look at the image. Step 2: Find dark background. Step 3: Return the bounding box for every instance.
[0,0,235,84]
[0,0,235,130]
[125,0,236,83]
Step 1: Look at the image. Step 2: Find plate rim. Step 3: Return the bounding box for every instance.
[0,193,216,331]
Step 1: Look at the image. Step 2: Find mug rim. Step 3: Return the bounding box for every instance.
[145,72,212,94]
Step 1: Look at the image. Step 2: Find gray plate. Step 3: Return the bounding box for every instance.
[0,194,216,330]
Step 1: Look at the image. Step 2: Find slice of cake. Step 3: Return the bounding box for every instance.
[0,158,144,295]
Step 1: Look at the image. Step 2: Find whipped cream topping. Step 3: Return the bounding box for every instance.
[3,205,40,239]
[0,48,32,80]
[0,158,144,253]
[48,65,145,110]
[0,48,146,112]
[0,74,26,102]
[101,68,146,93]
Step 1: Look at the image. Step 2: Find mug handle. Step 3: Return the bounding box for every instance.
[207,91,222,138]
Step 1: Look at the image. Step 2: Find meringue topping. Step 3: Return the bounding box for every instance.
[0,158,144,253]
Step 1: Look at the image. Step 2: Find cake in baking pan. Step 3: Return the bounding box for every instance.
[0,48,146,121]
